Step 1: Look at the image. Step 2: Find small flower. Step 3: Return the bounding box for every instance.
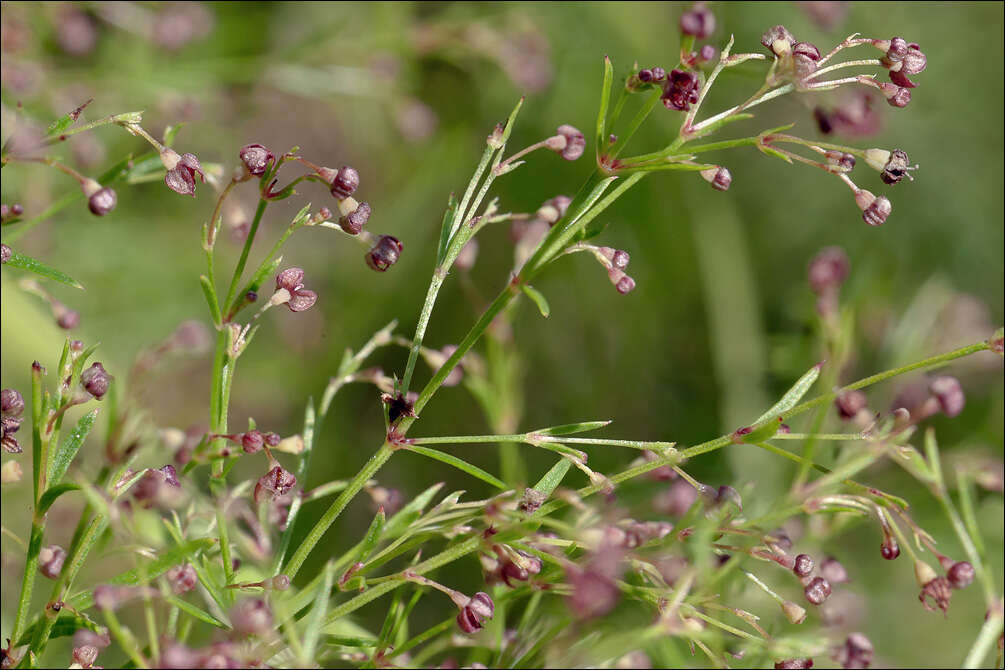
[834,390,867,420]
[241,430,264,454]
[338,200,371,235]
[366,235,403,272]
[793,554,814,578]
[519,487,547,514]
[854,190,891,227]
[273,267,318,312]
[929,376,965,417]
[679,3,715,38]
[1,389,24,418]
[946,561,975,589]
[239,144,274,177]
[608,268,636,295]
[39,545,67,579]
[876,81,912,108]
[456,592,495,634]
[382,391,417,423]
[919,575,953,614]
[80,362,111,400]
[330,166,360,200]
[544,125,586,161]
[804,576,832,605]
[1,244,11,264]
[162,149,205,197]
[880,536,900,560]
[166,563,198,594]
[72,644,99,668]
[81,179,117,216]
[230,598,273,636]
[833,633,874,669]
[254,465,296,504]
[662,69,701,111]
[699,166,732,191]
[761,25,796,56]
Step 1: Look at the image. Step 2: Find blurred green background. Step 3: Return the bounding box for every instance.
[2,2,1003,666]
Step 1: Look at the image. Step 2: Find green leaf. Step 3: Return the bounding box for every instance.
[757,144,792,163]
[68,538,215,609]
[405,446,508,490]
[164,595,229,629]
[435,193,459,266]
[535,420,611,436]
[237,254,284,307]
[383,482,444,537]
[49,409,98,486]
[357,508,387,563]
[689,112,755,139]
[532,459,572,499]
[521,284,550,318]
[163,123,185,148]
[5,250,84,289]
[200,276,222,326]
[596,56,614,154]
[14,613,103,647]
[37,482,81,515]
[756,363,822,424]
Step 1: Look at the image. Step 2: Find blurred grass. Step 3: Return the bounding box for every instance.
[2,2,1002,666]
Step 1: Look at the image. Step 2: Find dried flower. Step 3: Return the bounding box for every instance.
[662,69,701,111]
[239,144,273,177]
[456,592,495,634]
[761,25,796,56]
[919,575,952,614]
[679,3,715,38]
[80,362,111,400]
[254,465,296,504]
[929,376,965,417]
[162,149,205,197]
[519,487,547,514]
[366,235,403,272]
[39,545,67,579]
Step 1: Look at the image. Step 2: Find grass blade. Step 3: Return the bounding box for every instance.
[404,446,508,490]
[6,250,84,289]
[48,409,98,486]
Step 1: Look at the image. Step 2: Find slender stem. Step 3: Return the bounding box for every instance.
[41,112,144,145]
[606,90,662,161]
[963,610,1004,669]
[126,124,166,154]
[10,523,43,648]
[807,58,882,81]
[495,140,549,173]
[689,84,794,136]
[224,199,268,314]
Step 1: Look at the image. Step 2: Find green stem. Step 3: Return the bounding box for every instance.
[963,610,1004,669]
[223,199,268,314]
[606,90,662,161]
[10,523,44,649]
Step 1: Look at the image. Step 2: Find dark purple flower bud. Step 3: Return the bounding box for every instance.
[547,124,586,161]
[608,268,636,294]
[39,545,67,579]
[1,244,11,264]
[264,431,281,447]
[834,632,874,669]
[809,247,850,294]
[287,289,317,312]
[820,556,850,584]
[775,660,814,669]
[804,576,832,605]
[858,192,891,227]
[650,66,667,81]
[612,249,630,270]
[638,68,654,83]
[700,166,732,191]
[166,563,198,594]
[946,561,975,589]
[239,144,273,177]
[56,308,80,330]
[87,186,117,216]
[662,69,701,111]
[80,362,111,400]
[241,430,264,453]
[456,592,494,634]
[163,151,205,197]
[888,69,918,89]
[880,536,900,560]
[254,465,296,504]
[276,267,305,292]
[366,235,403,272]
[929,376,965,417]
[679,3,715,38]
[792,42,821,61]
[761,25,796,56]
[330,166,360,200]
[793,554,814,578]
[230,598,273,636]
[1,389,24,418]
[339,201,371,235]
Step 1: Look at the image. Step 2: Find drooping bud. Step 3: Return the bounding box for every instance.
[162,150,205,197]
[338,201,371,235]
[366,235,403,272]
[39,545,67,579]
[239,144,274,177]
[456,592,495,634]
[793,554,814,578]
[854,190,891,226]
[946,561,975,590]
[330,166,360,200]
[80,362,111,400]
[86,185,117,216]
[608,268,636,295]
[545,125,586,161]
[803,576,832,605]
[699,166,732,191]
[929,376,965,417]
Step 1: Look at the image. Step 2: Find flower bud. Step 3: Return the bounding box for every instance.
[80,362,111,400]
[855,191,891,227]
[914,560,938,588]
[1,389,24,418]
[271,574,291,591]
[339,201,371,235]
[330,166,360,200]
[792,42,821,61]
[547,125,586,161]
[808,247,849,294]
[457,592,495,634]
[820,556,850,584]
[239,430,263,453]
[39,545,67,579]
[1,243,11,264]
[608,268,636,295]
[56,306,80,330]
[276,267,305,292]
[946,561,975,589]
[239,144,273,177]
[929,375,964,417]
[793,553,814,578]
[803,576,832,605]
[834,390,867,420]
[230,598,273,636]
[536,195,573,225]
[662,69,701,111]
[87,186,117,216]
[254,465,296,503]
[880,536,900,560]
[366,235,403,272]
[163,151,205,197]
[72,644,99,668]
[699,166,731,191]
[679,3,715,38]
[166,563,198,594]
[834,633,873,669]
[761,25,796,56]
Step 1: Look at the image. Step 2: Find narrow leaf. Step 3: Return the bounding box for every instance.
[532,459,572,499]
[357,508,387,563]
[200,276,222,326]
[164,595,229,629]
[383,482,444,536]
[14,613,103,647]
[237,255,284,307]
[756,363,822,424]
[49,409,98,486]
[162,123,185,148]
[435,193,459,266]
[405,446,508,490]
[521,284,550,318]
[596,56,614,154]
[535,420,611,436]
[37,483,81,515]
[6,250,83,289]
